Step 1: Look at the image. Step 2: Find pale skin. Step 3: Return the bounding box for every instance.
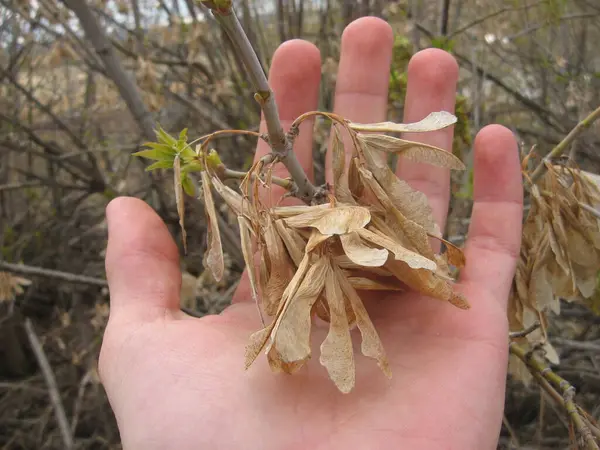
[100,17,524,450]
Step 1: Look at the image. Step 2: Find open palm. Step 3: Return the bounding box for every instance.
[99,17,523,450]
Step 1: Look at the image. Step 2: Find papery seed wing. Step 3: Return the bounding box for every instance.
[386,260,470,309]
[174,155,187,253]
[340,232,389,267]
[285,205,371,235]
[244,253,312,369]
[360,145,441,237]
[238,215,260,312]
[348,111,457,133]
[320,259,356,394]
[359,134,465,170]
[274,219,306,266]
[333,263,392,379]
[273,257,328,363]
[263,218,295,316]
[357,227,436,271]
[201,171,224,282]
[332,126,355,204]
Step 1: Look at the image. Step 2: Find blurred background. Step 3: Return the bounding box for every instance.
[0,1,599,448]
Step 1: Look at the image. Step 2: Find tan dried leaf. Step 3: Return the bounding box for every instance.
[340,232,389,267]
[201,171,224,281]
[334,264,392,379]
[348,111,457,133]
[320,259,355,393]
[358,134,465,170]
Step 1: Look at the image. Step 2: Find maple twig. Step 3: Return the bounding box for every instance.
[201,1,323,204]
[510,342,599,450]
[529,104,600,184]
[509,321,540,339]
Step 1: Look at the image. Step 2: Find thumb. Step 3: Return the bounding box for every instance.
[105,197,182,321]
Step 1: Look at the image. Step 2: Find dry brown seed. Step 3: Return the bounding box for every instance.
[274,219,306,266]
[340,232,389,267]
[174,155,187,253]
[357,166,435,260]
[386,260,470,310]
[333,264,392,379]
[201,170,225,282]
[332,125,355,204]
[360,147,441,237]
[348,111,457,133]
[210,175,246,218]
[320,259,356,393]
[306,229,331,252]
[238,215,260,313]
[262,218,294,316]
[271,257,329,364]
[357,227,436,271]
[284,205,371,236]
[358,134,465,170]
[245,253,312,369]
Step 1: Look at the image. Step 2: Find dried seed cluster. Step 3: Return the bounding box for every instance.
[509,163,600,382]
[192,111,468,393]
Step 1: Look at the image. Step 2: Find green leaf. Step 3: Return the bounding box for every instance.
[178,128,188,144]
[155,125,177,147]
[181,174,195,196]
[145,160,174,171]
[182,161,204,173]
[133,147,175,161]
[180,146,197,161]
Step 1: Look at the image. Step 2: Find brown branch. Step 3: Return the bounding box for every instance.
[510,342,599,450]
[24,319,74,450]
[0,262,107,287]
[529,105,600,184]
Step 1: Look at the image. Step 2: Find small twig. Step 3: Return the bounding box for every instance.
[510,342,599,450]
[0,261,107,287]
[24,319,74,450]
[222,168,292,190]
[529,105,600,184]
[202,1,322,204]
[502,414,521,448]
[509,321,540,339]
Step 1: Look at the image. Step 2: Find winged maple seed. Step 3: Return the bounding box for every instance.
[236,111,469,393]
[137,111,468,393]
[508,163,600,384]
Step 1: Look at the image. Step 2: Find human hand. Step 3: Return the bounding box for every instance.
[99,17,523,450]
